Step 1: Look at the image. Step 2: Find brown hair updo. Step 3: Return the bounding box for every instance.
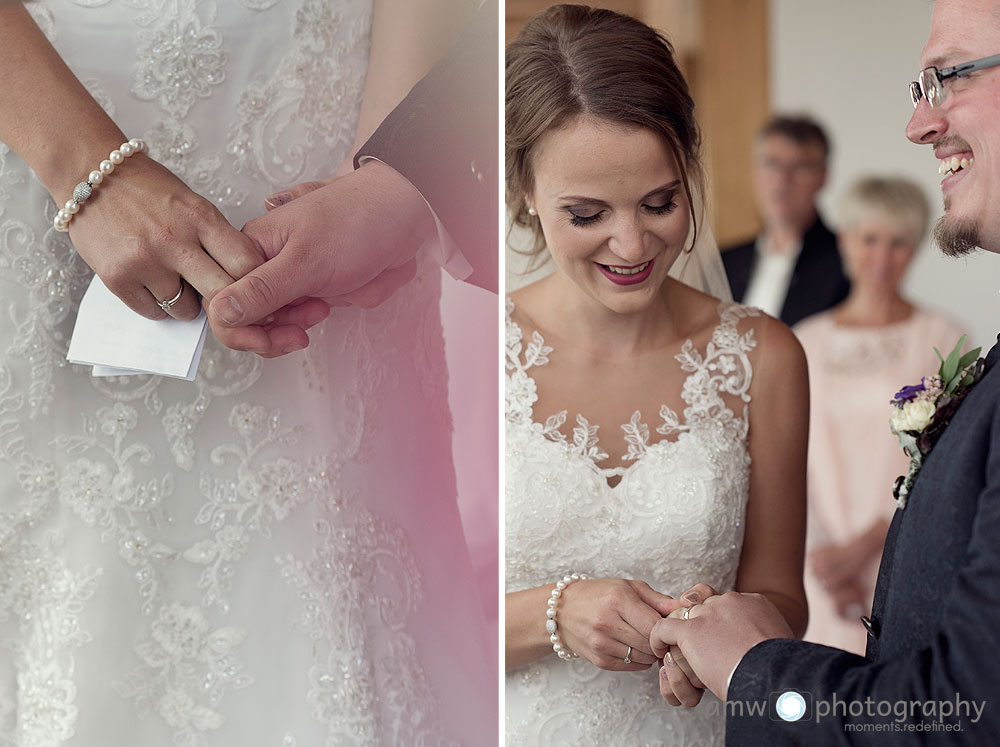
[506,4,704,260]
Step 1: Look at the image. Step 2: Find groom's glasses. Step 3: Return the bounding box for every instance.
[909,53,1000,108]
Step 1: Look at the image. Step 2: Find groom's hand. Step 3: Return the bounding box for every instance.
[650,591,794,701]
[658,583,717,707]
[207,160,436,357]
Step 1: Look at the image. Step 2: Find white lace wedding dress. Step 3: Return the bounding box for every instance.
[0,2,492,745]
[505,298,757,746]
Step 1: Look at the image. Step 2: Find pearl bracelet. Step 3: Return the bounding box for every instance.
[545,572,588,661]
[53,138,147,232]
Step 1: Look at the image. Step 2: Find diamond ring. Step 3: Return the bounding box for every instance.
[157,284,184,311]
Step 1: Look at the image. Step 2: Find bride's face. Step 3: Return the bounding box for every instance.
[528,116,691,314]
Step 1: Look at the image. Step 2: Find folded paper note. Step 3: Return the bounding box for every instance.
[67,275,207,381]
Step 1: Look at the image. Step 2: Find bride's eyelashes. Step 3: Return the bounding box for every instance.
[645,200,678,216]
[562,199,679,228]
[567,207,605,226]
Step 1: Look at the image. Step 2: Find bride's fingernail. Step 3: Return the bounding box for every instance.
[660,666,669,679]
[264,192,292,208]
[684,592,701,603]
[664,651,676,668]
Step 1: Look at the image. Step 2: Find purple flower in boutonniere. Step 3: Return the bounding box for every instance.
[890,335,985,509]
[893,381,929,402]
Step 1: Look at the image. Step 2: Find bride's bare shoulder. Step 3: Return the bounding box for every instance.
[737,307,808,389]
[668,280,733,339]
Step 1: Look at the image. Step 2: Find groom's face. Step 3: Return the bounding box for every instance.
[906,0,1000,255]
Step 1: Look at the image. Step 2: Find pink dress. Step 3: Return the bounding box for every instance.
[794,307,965,655]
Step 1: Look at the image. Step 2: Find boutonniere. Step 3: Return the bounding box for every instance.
[890,335,984,509]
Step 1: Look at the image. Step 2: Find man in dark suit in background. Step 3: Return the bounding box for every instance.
[723,115,849,327]
[650,1,1000,743]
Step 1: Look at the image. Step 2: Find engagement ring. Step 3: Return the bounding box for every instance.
[157,284,184,311]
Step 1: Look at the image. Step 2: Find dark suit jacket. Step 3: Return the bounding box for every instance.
[354,0,497,293]
[726,339,1000,744]
[722,216,849,327]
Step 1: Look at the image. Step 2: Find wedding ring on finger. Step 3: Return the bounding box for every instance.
[623,646,632,664]
[157,284,184,311]
[682,605,694,620]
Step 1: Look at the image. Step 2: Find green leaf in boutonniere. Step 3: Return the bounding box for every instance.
[935,336,982,395]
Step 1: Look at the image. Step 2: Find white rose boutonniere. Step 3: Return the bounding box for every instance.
[889,398,936,434]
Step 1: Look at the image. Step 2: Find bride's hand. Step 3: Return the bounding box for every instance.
[556,578,682,671]
[658,583,718,708]
[66,152,264,322]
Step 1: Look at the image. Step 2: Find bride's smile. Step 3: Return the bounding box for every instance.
[596,258,654,284]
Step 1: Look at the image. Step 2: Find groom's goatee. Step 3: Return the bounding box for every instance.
[934,210,980,257]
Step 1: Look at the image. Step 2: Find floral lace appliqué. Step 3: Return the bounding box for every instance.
[226,0,372,184]
[112,603,253,747]
[54,403,177,616]
[0,529,101,747]
[278,509,453,746]
[184,403,335,613]
[133,13,227,120]
[0,217,93,417]
[505,300,758,466]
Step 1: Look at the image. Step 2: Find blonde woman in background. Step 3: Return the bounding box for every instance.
[795,176,965,655]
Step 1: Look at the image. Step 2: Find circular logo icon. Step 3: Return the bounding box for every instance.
[775,691,807,722]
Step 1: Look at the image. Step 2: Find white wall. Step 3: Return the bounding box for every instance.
[771,0,999,352]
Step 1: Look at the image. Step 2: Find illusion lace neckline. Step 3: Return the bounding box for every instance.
[505,298,758,481]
